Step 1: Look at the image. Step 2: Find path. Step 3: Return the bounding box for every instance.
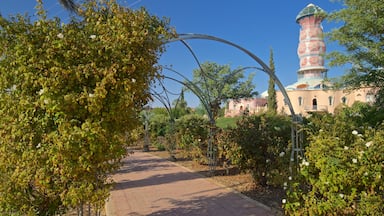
[105,151,276,216]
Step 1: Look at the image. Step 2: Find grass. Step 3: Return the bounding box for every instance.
[216,116,241,128]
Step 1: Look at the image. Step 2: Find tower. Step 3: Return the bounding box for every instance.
[296,4,327,82]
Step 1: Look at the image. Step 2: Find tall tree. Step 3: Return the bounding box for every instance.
[0,1,172,214]
[186,61,256,172]
[327,0,384,106]
[267,48,277,114]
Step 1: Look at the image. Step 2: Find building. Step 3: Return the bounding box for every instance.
[225,98,267,117]
[276,3,375,116]
[225,3,376,117]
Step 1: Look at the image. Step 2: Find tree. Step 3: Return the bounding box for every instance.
[267,48,277,114]
[189,61,256,121]
[327,0,384,106]
[186,62,256,172]
[0,1,172,214]
[172,89,190,119]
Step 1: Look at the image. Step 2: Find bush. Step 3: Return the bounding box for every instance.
[0,1,172,214]
[284,104,384,215]
[175,114,210,163]
[221,113,291,187]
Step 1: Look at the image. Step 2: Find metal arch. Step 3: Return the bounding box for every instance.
[165,33,296,117]
[163,33,304,174]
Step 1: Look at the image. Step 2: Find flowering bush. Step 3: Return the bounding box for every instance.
[284,103,384,215]
[221,113,291,187]
[175,114,210,163]
[0,1,172,214]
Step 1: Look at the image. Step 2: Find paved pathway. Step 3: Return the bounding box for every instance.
[105,151,276,216]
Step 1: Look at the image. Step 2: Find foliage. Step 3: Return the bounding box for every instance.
[188,61,256,120]
[175,114,210,163]
[0,1,172,215]
[172,89,191,119]
[221,113,291,187]
[148,110,169,138]
[284,103,384,215]
[267,48,277,114]
[216,116,241,129]
[327,0,384,106]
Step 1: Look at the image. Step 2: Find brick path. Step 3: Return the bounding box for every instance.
[105,151,276,216]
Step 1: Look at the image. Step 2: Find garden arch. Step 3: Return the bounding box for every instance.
[161,33,304,173]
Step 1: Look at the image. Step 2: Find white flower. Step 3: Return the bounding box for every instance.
[357,134,363,137]
[344,146,349,150]
[198,138,201,142]
[89,93,95,98]
[36,143,41,148]
[266,159,270,163]
[89,34,96,39]
[319,129,323,133]
[288,176,292,181]
[303,161,309,166]
[283,182,288,187]
[364,172,368,176]
[38,88,44,95]
[339,193,344,199]
[131,78,136,83]
[57,33,64,39]
[44,99,49,104]
[282,199,287,204]
[365,141,373,148]
[274,126,281,131]
[352,130,358,135]
[352,158,358,164]
[279,151,285,157]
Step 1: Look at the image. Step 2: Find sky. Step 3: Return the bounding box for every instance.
[1,0,347,107]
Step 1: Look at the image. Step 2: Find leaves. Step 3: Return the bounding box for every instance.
[327,0,384,105]
[0,1,172,214]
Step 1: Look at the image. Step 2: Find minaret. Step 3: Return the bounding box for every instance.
[296,4,327,82]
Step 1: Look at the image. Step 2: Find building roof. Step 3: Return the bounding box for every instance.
[296,3,326,22]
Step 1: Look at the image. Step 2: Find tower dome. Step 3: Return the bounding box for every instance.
[296,3,326,23]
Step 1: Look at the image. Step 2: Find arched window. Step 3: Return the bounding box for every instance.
[312,98,317,110]
[298,96,303,106]
[328,96,333,106]
[341,96,347,104]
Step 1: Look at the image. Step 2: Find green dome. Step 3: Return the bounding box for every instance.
[296,3,326,22]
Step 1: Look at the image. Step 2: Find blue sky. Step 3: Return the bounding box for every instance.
[1,0,346,107]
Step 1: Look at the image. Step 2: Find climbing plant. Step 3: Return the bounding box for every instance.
[0,0,172,214]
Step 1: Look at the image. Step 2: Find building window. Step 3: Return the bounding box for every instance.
[341,96,347,104]
[312,98,317,110]
[328,96,333,106]
[298,97,303,106]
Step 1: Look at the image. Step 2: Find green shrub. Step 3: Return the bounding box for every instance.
[175,114,209,163]
[221,113,291,187]
[284,104,384,215]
